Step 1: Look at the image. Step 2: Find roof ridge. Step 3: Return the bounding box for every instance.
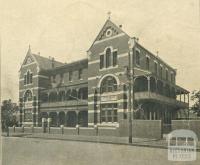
[32,53,64,64]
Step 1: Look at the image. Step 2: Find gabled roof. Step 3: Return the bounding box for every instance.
[20,46,64,71]
[88,18,130,51]
[32,54,64,70]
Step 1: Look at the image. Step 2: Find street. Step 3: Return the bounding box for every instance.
[1,136,200,165]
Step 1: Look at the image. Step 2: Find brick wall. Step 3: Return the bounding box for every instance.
[119,120,162,139]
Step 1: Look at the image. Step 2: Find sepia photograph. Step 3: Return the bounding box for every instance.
[1,0,200,164]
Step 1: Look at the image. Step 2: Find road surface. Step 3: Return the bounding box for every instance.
[1,136,200,165]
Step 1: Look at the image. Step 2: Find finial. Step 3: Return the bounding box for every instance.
[107,11,111,20]
[27,44,31,55]
[28,44,31,51]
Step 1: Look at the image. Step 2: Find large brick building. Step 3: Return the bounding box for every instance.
[19,18,189,128]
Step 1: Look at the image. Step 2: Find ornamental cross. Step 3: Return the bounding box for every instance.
[107,11,111,20]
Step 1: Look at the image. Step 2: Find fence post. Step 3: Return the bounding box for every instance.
[60,125,64,134]
[42,118,47,133]
[31,125,34,133]
[94,124,98,136]
[47,118,51,133]
[22,125,24,133]
[76,125,79,135]
[13,125,15,133]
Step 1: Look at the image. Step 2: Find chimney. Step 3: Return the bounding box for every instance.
[119,24,122,28]
[51,57,55,68]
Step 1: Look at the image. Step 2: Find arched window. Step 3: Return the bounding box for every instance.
[24,90,32,102]
[101,76,117,93]
[105,48,111,68]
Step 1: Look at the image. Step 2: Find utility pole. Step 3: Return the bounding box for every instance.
[128,51,133,143]
[127,37,136,144]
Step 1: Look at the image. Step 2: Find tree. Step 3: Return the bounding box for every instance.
[191,90,200,116]
[1,99,19,132]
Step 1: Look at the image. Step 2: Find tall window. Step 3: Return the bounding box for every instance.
[106,48,111,68]
[24,71,33,85]
[69,71,73,81]
[78,69,83,80]
[154,62,158,75]
[146,57,150,70]
[101,76,117,93]
[101,103,118,122]
[135,50,140,66]
[100,55,104,69]
[166,69,168,81]
[160,66,163,78]
[113,51,118,66]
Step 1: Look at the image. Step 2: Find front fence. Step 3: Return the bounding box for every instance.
[8,119,163,139]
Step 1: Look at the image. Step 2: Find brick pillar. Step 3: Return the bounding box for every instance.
[19,98,23,126]
[118,84,126,122]
[88,87,100,127]
[147,76,150,92]
[32,96,37,126]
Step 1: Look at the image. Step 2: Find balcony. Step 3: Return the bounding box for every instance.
[40,100,88,108]
[134,92,188,108]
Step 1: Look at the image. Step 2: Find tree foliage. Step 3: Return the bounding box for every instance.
[1,99,19,131]
[191,90,200,116]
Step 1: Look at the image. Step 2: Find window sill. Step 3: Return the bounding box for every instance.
[24,83,33,86]
[99,65,118,71]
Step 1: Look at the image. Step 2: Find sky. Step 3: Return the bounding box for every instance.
[1,0,200,103]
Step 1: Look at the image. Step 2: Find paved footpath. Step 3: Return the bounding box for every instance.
[1,136,200,165]
[2,132,200,150]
